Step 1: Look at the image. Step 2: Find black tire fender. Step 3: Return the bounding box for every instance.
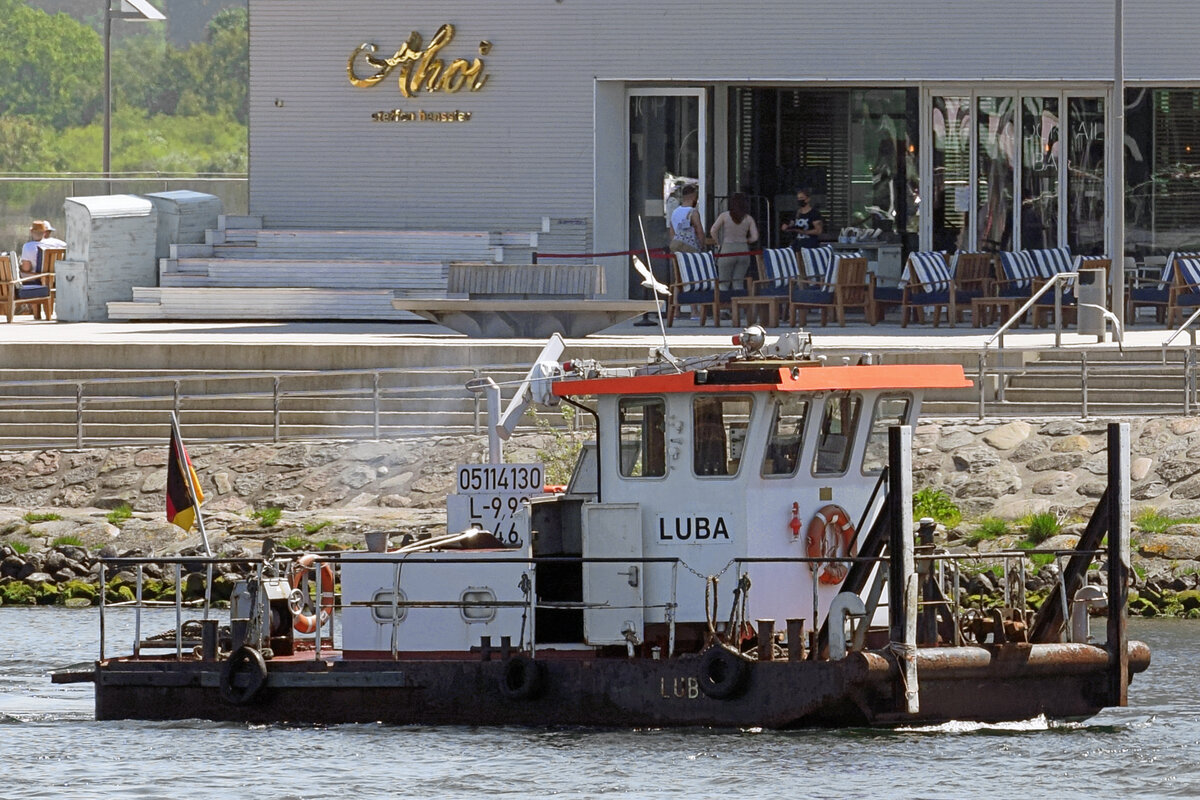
[697,645,749,699]
[219,645,268,705]
[499,654,545,700]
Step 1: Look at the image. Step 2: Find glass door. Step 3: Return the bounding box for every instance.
[627,89,706,299]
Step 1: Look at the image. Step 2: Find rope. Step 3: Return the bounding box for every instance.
[536,248,764,261]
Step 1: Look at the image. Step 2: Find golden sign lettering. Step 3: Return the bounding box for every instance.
[348,24,490,97]
[658,676,700,700]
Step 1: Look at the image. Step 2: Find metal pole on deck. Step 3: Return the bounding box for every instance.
[1107,422,1130,706]
[887,426,919,714]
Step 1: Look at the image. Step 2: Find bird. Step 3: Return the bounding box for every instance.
[632,255,669,297]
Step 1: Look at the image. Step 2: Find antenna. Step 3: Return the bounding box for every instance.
[496,333,566,440]
[635,215,678,369]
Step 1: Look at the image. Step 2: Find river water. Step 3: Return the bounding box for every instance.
[0,608,1196,800]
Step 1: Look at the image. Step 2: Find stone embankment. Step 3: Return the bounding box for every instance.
[2,420,1200,615]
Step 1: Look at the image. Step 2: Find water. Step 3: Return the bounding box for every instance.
[1,608,1197,800]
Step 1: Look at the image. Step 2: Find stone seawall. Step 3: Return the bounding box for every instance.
[2,420,1200,614]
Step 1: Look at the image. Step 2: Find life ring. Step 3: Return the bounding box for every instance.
[499,654,545,700]
[289,554,336,634]
[697,645,750,699]
[805,504,856,585]
[219,645,267,705]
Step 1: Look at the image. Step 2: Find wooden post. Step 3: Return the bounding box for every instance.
[888,425,919,714]
[1107,422,1130,706]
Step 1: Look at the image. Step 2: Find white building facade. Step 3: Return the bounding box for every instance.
[248,0,1200,298]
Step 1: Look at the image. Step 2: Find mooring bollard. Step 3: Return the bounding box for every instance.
[787,618,806,661]
[757,619,775,661]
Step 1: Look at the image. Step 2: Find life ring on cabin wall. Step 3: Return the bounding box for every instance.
[805,504,856,585]
[290,554,336,634]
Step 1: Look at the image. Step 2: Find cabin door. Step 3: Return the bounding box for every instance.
[581,503,645,646]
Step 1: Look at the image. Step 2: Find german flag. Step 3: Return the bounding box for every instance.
[166,416,205,531]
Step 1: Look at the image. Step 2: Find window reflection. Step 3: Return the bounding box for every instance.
[932,95,971,252]
[814,393,862,475]
[862,395,911,474]
[693,395,752,477]
[762,396,809,477]
[618,398,666,478]
[977,96,1016,252]
[1067,96,1106,256]
[1021,97,1059,249]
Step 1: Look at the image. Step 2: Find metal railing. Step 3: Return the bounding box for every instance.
[0,362,593,449]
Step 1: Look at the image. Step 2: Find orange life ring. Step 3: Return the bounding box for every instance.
[805,504,856,585]
[290,554,336,634]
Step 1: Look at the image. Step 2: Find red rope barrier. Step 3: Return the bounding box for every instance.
[535,248,765,261]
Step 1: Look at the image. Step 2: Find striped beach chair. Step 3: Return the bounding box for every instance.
[668,251,722,327]
[1168,256,1200,326]
[751,247,803,324]
[899,251,960,327]
[1129,251,1200,324]
[789,254,873,327]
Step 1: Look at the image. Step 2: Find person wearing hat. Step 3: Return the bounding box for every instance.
[39,220,66,250]
[20,220,65,279]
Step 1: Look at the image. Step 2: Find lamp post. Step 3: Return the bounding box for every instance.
[103,0,165,194]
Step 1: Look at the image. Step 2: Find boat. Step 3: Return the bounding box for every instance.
[53,326,1150,727]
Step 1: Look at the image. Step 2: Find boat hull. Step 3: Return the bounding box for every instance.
[87,641,1150,728]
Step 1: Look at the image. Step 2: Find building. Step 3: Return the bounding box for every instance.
[248,0,1200,299]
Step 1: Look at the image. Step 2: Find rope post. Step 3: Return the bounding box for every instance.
[887,425,919,715]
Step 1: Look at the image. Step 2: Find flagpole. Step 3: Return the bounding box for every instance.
[171,412,213,558]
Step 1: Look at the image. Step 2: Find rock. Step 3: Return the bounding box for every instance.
[1040,420,1084,437]
[951,446,1001,474]
[259,494,305,511]
[1050,435,1093,453]
[22,571,53,585]
[1157,460,1200,484]
[1138,534,1200,561]
[1170,418,1200,436]
[1026,453,1084,472]
[379,494,411,508]
[936,430,977,452]
[26,452,60,476]
[134,448,168,467]
[141,470,167,493]
[982,421,1032,450]
[214,472,233,495]
[1076,481,1107,498]
[1132,482,1168,501]
[1131,457,1153,482]
[1011,440,1047,462]
[1039,534,1081,550]
[1031,472,1076,495]
[340,464,378,489]
[343,493,378,508]
[1171,475,1200,500]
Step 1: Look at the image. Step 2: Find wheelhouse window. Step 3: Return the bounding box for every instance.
[618,398,666,478]
[762,396,809,477]
[693,394,753,477]
[862,395,912,474]
[813,393,862,475]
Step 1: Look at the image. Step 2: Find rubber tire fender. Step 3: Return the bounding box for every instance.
[697,645,750,700]
[219,645,268,706]
[499,654,545,700]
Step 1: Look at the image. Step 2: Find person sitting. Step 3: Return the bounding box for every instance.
[19,220,49,279]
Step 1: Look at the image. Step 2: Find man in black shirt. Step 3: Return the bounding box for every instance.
[783,188,824,251]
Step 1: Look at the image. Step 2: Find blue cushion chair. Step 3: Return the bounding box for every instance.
[668,251,725,327]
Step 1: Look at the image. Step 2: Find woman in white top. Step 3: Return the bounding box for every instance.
[709,192,759,291]
[668,184,704,254]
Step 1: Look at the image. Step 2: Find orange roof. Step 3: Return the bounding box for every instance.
[553,364,973,397]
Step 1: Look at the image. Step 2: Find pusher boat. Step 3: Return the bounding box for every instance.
[54,327,1149,727]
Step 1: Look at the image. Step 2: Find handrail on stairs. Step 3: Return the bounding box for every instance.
[1161,306,1200,414]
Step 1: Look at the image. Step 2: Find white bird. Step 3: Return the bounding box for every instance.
[633,255,670,297]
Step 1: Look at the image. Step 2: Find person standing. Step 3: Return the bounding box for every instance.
[783,188,824,251]
[668,184,704,254]
[709,192,759,292]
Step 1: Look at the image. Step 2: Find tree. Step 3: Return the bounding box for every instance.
[0,0,103,129]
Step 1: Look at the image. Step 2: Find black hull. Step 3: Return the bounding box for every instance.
[87,641,1151,728]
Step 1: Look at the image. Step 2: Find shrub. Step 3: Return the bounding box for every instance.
[303,520,331,535]
[9,541,30,554]
[1133,507,1200,534]
[521,406,583,486]
[24,512,61,523]
[912,488,962,528]
[1023,512,1061,544]
[252,507,282,528]
[51,535,85,548]
[280,535,308,551]
[106,504,133,525]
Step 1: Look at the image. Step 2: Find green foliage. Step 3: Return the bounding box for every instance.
[51,535,85,547]
[1134,507,1200,534]
[303,520,332,535]
[520,407,583,486]
[253,507,282,528]
[1,582,37,606]
[9,541,30,554]
[912,488,962,528]
[280,535,308,550]
[24,512,61,523]
[965,516,1009,546]
[106,504,133,526]
[1022,512,1061,544]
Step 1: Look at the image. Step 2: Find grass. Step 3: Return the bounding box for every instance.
[1020,512,1061,544]
[9,541,30,554]
[1134,507,1200,534]
[24,512,61,523]
[912,487,962,529]
[965,516,1009,546]
[1016,540,1056,568]
[51,535,85,548]
[303,520,332,535]
[280,535,309,550]
[106,504,132,525]
[251,507,282,528]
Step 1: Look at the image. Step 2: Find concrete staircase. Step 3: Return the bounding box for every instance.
[107,215,542,321]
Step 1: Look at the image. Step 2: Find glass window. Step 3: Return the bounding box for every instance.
[1021,96,1060,249]
[762,396,809,477]
[813,393,862,475]
[862,395,911,474]
[932,95,972,252]
[693,394,753,477]
[1067,96,1106,256]
[618,398,666,478]
[1126,89,1200,258]
[977,96,1016,252]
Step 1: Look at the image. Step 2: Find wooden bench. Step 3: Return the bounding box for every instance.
[447,263,604,298]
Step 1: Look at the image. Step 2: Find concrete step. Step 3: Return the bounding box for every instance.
[165,258,450,290]
[109,288,425,322]
[1004,373,1184,390]
[219,214,263,230]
